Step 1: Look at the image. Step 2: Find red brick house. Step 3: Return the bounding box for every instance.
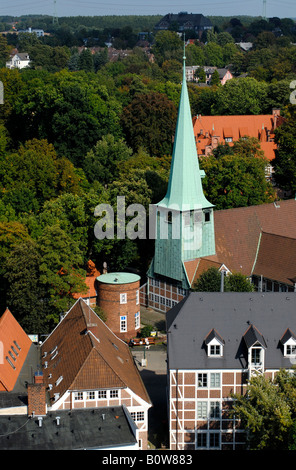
[193,109,283,178]
[40,298,152,449]
[166,291,296,450]
[0,303,149,450]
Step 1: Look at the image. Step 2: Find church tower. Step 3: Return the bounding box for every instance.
[145,48,215,311]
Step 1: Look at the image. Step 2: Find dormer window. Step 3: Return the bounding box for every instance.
[243,323,267,376]
[280,328,296,357]
[205,329,224,357]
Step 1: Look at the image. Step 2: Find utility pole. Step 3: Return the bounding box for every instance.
[53,0,59,25]
[262,0,267,20]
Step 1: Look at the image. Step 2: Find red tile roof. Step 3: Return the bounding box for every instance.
[73,260,100,300]
[184,199,296,287]
[184,258,224,286]
[41,299,151,405]
[252,232,296,286]
[214,199,296,277]
[193,113,283,161]
[0,309,32,391]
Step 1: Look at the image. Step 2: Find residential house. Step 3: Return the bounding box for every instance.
[166,291,296,450]
[0,301,151,449]
[154,12,212,39]
[193,110,283,178]
[185,66,233,85]
[40,298,152,449]
[6,52,30,69]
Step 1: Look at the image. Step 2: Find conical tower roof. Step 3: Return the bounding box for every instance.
[157,50,213,212]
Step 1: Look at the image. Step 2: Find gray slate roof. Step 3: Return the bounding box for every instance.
[0,406,137,450]
[166,292,296,371]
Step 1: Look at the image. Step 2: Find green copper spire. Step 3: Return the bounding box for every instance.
[157,46,213,211]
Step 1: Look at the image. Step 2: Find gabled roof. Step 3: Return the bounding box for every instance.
[280,328,296,345]
[0,309,32,392]
[214,199,296,277]
[204,328,225,346]
[41,299,151,405]
[243,324,267,349]
[252,232,296,286]
[183,257,225,287]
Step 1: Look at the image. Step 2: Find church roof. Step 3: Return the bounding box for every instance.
[214,198,296,278]
[157,52,213,211]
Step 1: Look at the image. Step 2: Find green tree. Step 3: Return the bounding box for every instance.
[195,67,206,83]
[273,105,296,193]
[120,91,177,157]
[78,48,94,72]
[204,42,224,67]
[200,138,275,210]
[232,369,296,450]
[225,272,254,292]
[192,267,254,292]
[152,30,183,65]
[38,224,87,323]
[192,266,221,292]
[212,77,268,115]
[0,139,82,211]
[0,35,10,67]
[210,69,221,86]
[4,239,51,334]
[83,134,133,185]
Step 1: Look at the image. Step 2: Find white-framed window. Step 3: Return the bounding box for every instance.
[198,373,207,388]
[210,373,220,388]
[286,344,296,355]
[197,401,207,419]
[120,293,127,304]
[136,289,139,305]
[110,389,119,398]
[209,432,220,449]
[196,432,207,448]
[135,311,140,329]
[120,315,127,332]
[210,344,221,355]
[251,347,262,365]
[87,391,95,400]
[210,401,220,418]
[283,338,296,357]
[98,390,107,399]
[74,392,84,401]
[131,411,144,422]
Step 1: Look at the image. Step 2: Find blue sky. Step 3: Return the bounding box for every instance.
[0,0,294,20]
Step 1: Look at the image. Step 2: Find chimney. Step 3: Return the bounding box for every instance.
[27,371,47,417]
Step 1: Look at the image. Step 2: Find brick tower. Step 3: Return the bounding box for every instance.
[97,272,141,341]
